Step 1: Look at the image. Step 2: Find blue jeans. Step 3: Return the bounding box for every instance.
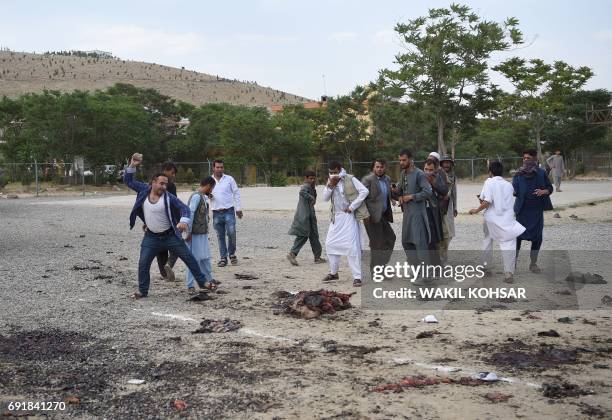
[138,230,207,296]
[213,209,237,259]
[187,258,213,288]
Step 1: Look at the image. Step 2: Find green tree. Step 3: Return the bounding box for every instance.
[543,89,611,155]
[494,58,593,162]
[219,106,277,183]
[380,3,523,155]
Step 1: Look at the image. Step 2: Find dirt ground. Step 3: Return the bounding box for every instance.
[0,188,611,419]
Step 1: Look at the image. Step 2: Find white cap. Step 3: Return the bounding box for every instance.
[428,152,441,161]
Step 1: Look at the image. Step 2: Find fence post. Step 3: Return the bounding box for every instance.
[34,160,39,197]
[470,159,474,181]
[82,169,85,196]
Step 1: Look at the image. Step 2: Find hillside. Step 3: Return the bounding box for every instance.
[0,50,310,107]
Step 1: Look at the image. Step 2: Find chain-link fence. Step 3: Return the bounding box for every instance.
[1,154,611,194]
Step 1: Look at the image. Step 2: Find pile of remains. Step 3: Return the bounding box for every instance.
[280,290,355,319]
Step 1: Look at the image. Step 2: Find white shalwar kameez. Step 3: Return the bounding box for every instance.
[479,176,526,274]
[323,173,369,280]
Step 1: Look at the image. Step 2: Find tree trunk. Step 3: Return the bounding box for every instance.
[536,129,543,164]
[437,114,447,155]
[451,127,459,159]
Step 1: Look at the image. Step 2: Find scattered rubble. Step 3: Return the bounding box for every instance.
[565,272,606,284]
[235,273,259,280]
[484,392,513,403]
[541,382,594,399]
[538,330,561,338]
[192,318,242,334]
[372,375,499,393]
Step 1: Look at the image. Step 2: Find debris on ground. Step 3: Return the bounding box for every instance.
[579,402,606,418]
[371,374,500,393]
[93,274,113,280]
[557,317,574,324]
[601,295,612,306]
[422,315,439,323]
[486,342,579,370]
[127,379,145,385]
[541,382,594,399]
[274,289,355,319]
[484,392,512,403]
[234,273,259,280]
[71,265,100,271]
[538,330,561,337]
[553,213,561,218]
[471,372,500,382]
[65,396,80,404]
[592,364,609,369]
[583,319,597,325]
[173,399,187,411]
[416,330,441,339]
[188,292,214,302]
[192,318,242,334]
[118,256,128,261]
[565,272,607,284]
[555,290,572,295]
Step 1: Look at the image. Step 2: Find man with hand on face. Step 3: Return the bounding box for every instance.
[322,161,369,287]
[391,149,432,266]
[124,153,216,298]
[361,158,396,271]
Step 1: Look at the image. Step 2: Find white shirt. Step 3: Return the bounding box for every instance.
[480,176,525,241]
[211,174,241,211]
[143,194,171,233]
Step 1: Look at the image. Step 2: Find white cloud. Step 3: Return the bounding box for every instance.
[329,32,358,43]
[72,24,213,57]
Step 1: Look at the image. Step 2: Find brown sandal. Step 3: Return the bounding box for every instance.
[130,292,146,299]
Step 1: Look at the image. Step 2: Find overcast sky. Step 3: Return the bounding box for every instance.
[2,0,610,99]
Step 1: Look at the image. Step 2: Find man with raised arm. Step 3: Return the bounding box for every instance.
[124,153,216,298]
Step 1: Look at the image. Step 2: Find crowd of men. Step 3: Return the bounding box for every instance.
[288,148,555,286]
[122,147,557,297]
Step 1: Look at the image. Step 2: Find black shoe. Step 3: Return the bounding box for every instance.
[353,279,362,287]
[218,259,227,267]
[229,255,238,265]
[323,273,339,282]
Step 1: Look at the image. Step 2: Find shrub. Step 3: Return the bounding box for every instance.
[270,172,287,187]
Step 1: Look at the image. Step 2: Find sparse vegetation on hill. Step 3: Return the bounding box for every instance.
[0,50,309,107]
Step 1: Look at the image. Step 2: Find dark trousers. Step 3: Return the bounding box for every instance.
[156,250,178,277]
[517,236,543,264]
[364,218,396,269]
[402,242,430,267]
[138,230,207,296]
[291,224,322,259]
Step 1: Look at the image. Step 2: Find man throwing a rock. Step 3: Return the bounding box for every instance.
[124,153,216,298]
